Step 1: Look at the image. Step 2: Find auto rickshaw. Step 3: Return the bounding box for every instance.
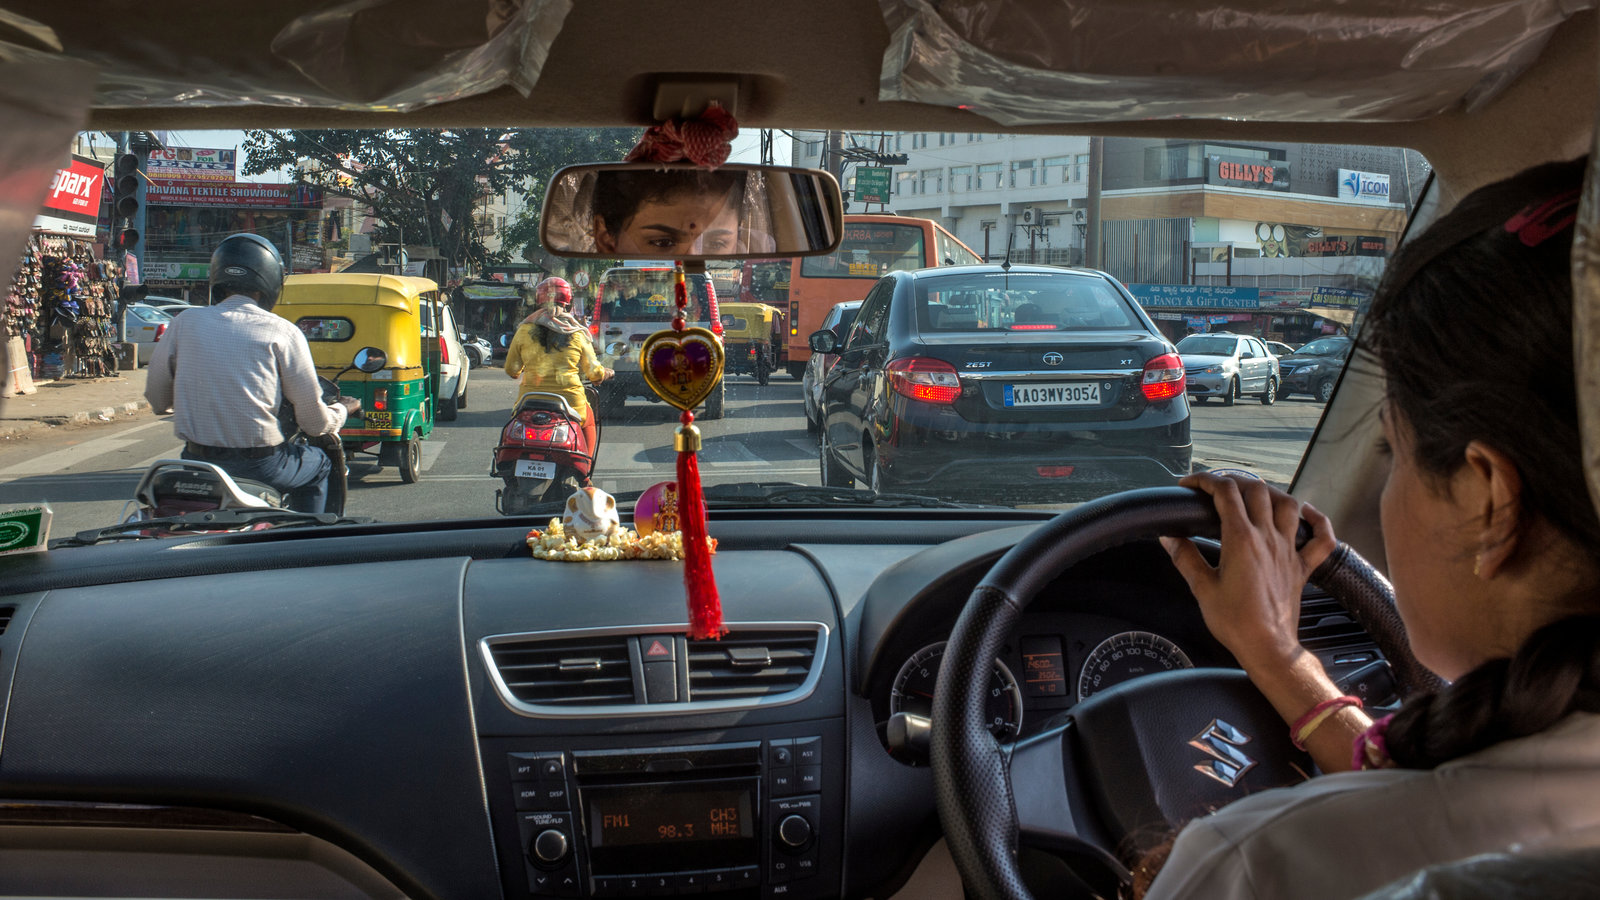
[276,274,445,483]
[718,301,786,385]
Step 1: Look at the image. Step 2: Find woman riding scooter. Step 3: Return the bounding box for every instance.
[503,277,613,479]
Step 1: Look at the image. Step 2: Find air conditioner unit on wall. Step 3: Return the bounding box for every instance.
[1072,209,1088,225]
[1020,208,1040,226]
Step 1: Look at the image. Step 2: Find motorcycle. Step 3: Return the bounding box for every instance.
[492,385,600,515]
[104,348,382,539]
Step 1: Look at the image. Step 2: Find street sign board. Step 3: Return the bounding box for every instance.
[855,167,891,204]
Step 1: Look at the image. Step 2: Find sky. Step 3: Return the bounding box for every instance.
[156,127,791,184]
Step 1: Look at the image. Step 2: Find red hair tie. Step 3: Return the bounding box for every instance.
[626,102,739,170]
[1504,188,1580,247]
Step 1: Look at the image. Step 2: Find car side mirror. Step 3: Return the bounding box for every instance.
[353,347,387,373]
[809,329,840,355]
[1241,351,1255,359]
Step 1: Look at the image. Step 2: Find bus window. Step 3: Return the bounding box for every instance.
[935,225,983,266]
[800,222,927,279]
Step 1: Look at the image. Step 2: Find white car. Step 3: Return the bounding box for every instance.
[423,299,470,421]
[122,302,172,364]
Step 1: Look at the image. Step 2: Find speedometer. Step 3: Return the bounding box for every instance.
[890,641,1023,739]
[1076,631,1194,701]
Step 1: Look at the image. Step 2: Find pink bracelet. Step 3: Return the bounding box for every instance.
[1290,695,1363,750]
[1353,713,1397,770]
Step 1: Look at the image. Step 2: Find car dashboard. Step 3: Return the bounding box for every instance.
[0,512,1387,900]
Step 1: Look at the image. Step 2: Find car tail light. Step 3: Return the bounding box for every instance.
[439,336,450,365]
[887,357,961,404]
[372,388,389,411]
[1008,323,1057,331]
[1142,353,1186,401]
[155,324,167,340]
[1036,465,1076,478]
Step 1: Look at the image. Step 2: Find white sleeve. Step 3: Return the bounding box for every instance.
[278,326,346,437]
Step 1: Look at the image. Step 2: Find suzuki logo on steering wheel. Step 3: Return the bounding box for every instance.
[1189,719,1257,787]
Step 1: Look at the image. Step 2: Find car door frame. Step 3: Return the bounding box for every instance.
[1237,336,1264,392]
[822,278,895,480]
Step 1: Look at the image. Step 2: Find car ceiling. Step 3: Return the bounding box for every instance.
[1,1,1590,190]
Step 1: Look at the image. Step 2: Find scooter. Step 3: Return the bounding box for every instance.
[109,349,381,537]
[492,386,600,515]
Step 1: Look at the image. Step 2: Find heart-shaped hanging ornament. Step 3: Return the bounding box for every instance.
[639,327,725,412]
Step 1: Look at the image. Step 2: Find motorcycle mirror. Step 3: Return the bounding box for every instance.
[353,347,387,373]
[539,162,844,261]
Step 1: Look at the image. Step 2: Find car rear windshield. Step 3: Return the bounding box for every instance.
[1297,337,1352,357]
[1176,335,1240,355]
[914,272,1140,332]
[800,222,926,279]
[599,269,713,324]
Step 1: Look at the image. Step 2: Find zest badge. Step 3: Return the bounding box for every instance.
[639,327,725,412]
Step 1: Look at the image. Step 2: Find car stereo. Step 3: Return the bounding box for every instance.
[502,737,832,897]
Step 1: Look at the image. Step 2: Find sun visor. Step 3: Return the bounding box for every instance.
[0,50,94,290]
[0,0,572,111]
[877,0,1593,125]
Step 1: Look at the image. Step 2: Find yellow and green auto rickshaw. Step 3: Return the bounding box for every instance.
[276,274,445,483]
[718,301,787,385]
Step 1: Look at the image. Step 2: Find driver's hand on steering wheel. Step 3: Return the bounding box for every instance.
[1159,473,1364,772]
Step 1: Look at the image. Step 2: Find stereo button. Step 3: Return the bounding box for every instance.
[676,870,711,894]
[531,829,570,866]
[701,869,735,893]
[778,814,812,849]
[793,736,821,766]
[515,783,572,811]
[796,766,822,794]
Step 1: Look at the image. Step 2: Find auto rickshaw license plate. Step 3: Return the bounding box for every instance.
[365,411,393,427]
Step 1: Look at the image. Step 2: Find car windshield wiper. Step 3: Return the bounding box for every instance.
[57,508,375,547]
[700,482,979,509]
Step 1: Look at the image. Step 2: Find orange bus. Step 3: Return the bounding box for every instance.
[740,214,983,379]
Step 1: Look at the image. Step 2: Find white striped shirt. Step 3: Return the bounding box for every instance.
[145,295,347,448]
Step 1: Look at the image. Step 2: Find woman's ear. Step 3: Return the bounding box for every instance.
[1462,440,1524,578]
[592,216,616,254]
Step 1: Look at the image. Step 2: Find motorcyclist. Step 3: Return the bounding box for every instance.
[145,233,359,513]
[504,277,612,475]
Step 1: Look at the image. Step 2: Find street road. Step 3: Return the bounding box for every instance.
[0,370,1326,540]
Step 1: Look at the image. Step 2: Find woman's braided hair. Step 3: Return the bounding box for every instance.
[1359,156,1600,769]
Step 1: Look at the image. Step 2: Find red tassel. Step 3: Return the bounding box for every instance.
[705,278,723,336]
[677,414,723,640]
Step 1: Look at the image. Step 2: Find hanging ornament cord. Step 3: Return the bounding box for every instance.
[673,263,724,639]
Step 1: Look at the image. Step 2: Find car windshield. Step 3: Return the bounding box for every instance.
[1175,335,1238,356]
[917,271,1140,332]
[3,128,1420,535]
[600,269,712,324]
[1296,337,1352,356]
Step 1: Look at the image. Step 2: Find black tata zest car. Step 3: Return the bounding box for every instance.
[813,265,1191,500]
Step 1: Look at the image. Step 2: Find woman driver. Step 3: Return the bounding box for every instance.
[504,277,612,473]
[1143,157,1600,899]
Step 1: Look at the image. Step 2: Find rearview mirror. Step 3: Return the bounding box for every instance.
[809,330,840,355]
[540,162,844,261]
[353,347,387,373]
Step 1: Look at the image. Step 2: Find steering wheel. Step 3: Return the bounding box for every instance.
[932,487,1445,900]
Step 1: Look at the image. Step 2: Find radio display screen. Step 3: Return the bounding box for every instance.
[584,778,759,873]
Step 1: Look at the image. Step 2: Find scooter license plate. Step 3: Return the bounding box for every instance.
[515,459,556,479]
[365,411,392,427]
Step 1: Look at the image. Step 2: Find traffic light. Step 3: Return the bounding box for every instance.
[112,152,142,252]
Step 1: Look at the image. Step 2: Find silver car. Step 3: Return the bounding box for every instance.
[1176,332,1280,406]
[803,300,861,434]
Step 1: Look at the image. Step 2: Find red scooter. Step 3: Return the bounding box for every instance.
[493,386,600,515]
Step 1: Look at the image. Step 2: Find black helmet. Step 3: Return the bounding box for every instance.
[209,233,285,309]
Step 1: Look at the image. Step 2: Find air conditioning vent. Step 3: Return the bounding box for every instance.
[0,606,12,636]
[1298,591,1371,653]
[687,630,819,700]
[487,634,635,707]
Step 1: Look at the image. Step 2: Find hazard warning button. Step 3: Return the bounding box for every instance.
[639,635,676,661]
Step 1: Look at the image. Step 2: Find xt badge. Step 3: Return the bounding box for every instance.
[1189,719,1256,787]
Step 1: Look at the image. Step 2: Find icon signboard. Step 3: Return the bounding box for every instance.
[855,167,892,204]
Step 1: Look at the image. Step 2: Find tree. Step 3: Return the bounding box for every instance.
[241,128,637,268]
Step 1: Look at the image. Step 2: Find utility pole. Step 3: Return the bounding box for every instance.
[1085,137,1104,270]
[825,130,844,185]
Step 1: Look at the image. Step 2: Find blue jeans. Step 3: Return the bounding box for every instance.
[183,441,331,513]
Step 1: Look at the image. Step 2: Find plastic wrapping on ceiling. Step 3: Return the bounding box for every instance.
[877,0,1594,125]
[0,53,95,295]
[0,0,571,111]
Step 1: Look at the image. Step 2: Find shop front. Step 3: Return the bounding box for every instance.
[143,180,327,303]
[1126,283,1362,346]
